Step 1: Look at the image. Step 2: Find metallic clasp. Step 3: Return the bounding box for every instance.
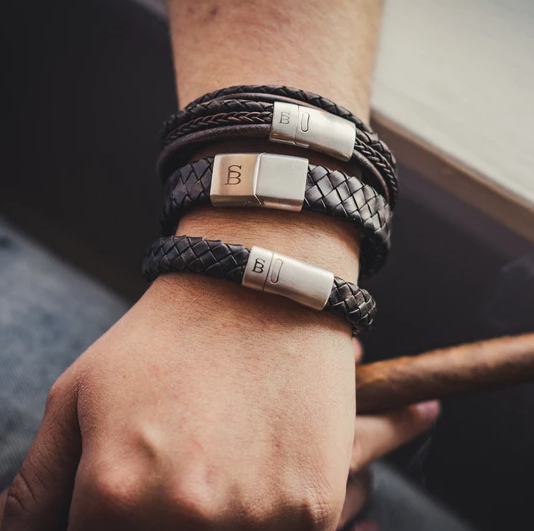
[269,102,356,161]
[210,153,308,212]
[242,246,334,311]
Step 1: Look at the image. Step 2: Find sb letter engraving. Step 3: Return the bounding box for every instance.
[226,165,242,185]
[252,258,265,273]
[279,112,291,125]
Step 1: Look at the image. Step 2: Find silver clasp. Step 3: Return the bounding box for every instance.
[242,246,334,311]
[269,102,356,161]
[210,153,308,212]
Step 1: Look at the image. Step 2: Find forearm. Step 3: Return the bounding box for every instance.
[2,6,441,531]
[168,0,383,120]
[164,0,384,321]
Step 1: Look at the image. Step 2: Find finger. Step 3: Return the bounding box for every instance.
[337,470,371,529]
[351,401,440,472]
[66,451,154,531]
[1,376,81,531]
[352,338,363,365]
[0,490,7,526]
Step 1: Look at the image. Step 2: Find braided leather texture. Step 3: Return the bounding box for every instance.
[143,236,376,335]
[162,100,273,142]
[162,99,396,168]
[160,158,392,277]
[325,277,377,332]
[183,85,372,132]
[143,236,250,283]
[160,98,397,207]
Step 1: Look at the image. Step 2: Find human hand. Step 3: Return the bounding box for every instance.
[0,276,438,531]
[336,343,439,530]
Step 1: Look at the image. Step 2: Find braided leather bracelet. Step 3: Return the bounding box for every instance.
[161,154,392,277]
[159,99,397,207]
[175,85,396,200]
[143,236,377,335]
[182,85,373,132]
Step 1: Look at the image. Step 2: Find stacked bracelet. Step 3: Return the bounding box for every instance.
[143,236,377,335]
[147,85,396,334]
[160,85,397,206]
[183,85,377,135]
[160,154,392,277]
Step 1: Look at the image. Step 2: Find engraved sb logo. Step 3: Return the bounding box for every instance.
[252,258,265,273]
[226,165,242,185]
[279,111,291,125]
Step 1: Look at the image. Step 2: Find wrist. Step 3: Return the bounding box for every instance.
[167,0,383,120]
[161,139,361,339]
[145,270,355,373]
[177,138,361,281]
[177,208,360,282]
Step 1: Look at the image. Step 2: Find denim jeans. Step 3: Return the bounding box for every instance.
[0,217,127,489]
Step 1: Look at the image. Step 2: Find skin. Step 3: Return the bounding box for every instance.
[0,1,440,530]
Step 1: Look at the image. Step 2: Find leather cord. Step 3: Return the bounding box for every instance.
[163,98,396,170]
[182,85,373,132]
[161,158,392,277]
[159,98,397,207]
[143,235,377,335]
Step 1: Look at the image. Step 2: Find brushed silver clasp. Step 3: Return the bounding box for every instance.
[242,246,334,311]
[269,102,356,161]
[210,153,308,212]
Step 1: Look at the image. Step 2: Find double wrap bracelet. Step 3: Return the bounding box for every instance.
[161,153,392,277]
[145,85,397,334]
[159,87,397,207]
[143,236,377,335]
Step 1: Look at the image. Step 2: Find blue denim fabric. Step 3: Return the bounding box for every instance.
[0,217,127,490]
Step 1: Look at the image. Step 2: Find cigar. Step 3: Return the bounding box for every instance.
[355,333,534,414]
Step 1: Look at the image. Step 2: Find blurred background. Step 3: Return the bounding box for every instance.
[0,0,533,529]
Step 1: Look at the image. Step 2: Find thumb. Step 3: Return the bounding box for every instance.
[351,401,440,472]
[1,375,81,531]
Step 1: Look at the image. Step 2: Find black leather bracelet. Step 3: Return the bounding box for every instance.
[160,154,392,277]
[181,85,373,133]
[159,98,397,207]
[163,98,396,172]
[143,236,377,335]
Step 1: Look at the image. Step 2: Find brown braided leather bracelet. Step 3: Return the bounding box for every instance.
[160,154,392,277]
[143,236,377,335]
[182,85,374,133]
[159,98,397,207]
[163,85,398,204]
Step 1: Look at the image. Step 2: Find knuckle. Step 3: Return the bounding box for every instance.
[165,477,220,524]
[227,496,273,528]
[298,487,339,529]
[83,465,142,517]
[45,375,70,413]
[4,490,26,520]
[277,481,341,530]
[4,469,39,519]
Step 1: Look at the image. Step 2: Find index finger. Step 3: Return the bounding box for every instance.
[1,376,80,531]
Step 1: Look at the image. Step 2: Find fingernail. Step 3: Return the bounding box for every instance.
[414,400,441,423]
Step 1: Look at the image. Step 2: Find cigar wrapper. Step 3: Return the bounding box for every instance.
[356,333,534,414]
